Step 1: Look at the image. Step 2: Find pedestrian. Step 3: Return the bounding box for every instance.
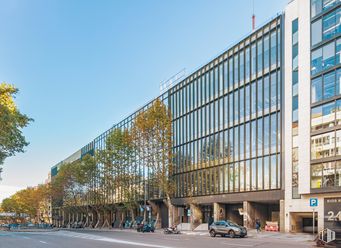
[255,219,261,233]
[208,215,213,230]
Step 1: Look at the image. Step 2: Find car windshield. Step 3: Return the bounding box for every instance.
[226,221,239,227]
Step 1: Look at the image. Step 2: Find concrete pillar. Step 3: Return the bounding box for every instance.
[279,200,285,232]
[149,201,161,228]
[243,201,255,229]
[190,204,203,230]
[213,203,226,221]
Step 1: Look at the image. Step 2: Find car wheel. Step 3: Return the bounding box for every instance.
[229,230,235,238]
[209,230,216,237]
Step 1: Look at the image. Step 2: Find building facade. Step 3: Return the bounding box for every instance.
[51,0,341,234]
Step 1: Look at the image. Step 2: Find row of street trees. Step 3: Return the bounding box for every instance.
[1,185,50,223]
[50,99,174,228]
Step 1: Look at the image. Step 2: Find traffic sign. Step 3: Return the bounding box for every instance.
[310,198,318,207]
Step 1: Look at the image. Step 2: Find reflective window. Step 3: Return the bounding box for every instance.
[240,124,244,160]
[251,120,257,158]
[336,99,341,125]
[251,81,257,117]
[336,38,341,65]
[324,71,336,99]
[245,84,250,119]
[271,113,277,153]
[312,0,323,17]
[312,19,322,46]
[257,79,263,115]
[264,115,270,155]
[240,87,245,122]
[311,163,323,188]
[257,118,263,157]
[270,31,277,68]
[251,43,257,78]
[264,76,270,112]
[323,42,335,70]
[270,154,277,189]
[229,57,233,90]
[257,157,263,190]
[312,47,323,75]
[257,39,263,75]
[311,102,335,131]
[264,34,270,70]
[240,161,245,192]
[240,50,244,84]
[311,76,323,103]
[270,72,277,110]
[323,10,337,40]
[245,160,250,191]
[251,159,257,190]
[323,0,338,11]
[311,131,335,159]
[245,46,250,82]
[234,54,239,88]
[264,156,270,190]
[245,122,250,159]
[234,91,239,124]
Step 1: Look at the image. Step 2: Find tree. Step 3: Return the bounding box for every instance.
[132,99,174,223]
[0,83,32,172]
[96,128,137,227]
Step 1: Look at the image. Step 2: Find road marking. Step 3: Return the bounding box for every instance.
[220,242,252,247]
[39,241,48,244]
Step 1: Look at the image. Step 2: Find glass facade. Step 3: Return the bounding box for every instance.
[292,18,300,199]
[171,17,282,198]
[311,0,341,191]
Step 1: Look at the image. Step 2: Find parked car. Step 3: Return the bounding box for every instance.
[209,220,247,238]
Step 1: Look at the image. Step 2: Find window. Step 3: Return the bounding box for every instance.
[271,113,277,153]
[324,71,336,99]
[312,19,322,46]
[311,131,335,159]
[264,34,270,70]
[240,124,244,160]
[245,84,250,120]
[271,72,277,110]
[270,154,277,189]
[257,118,263,157]
[311,76,323,103]
[251,81,257,117]
[336,39,341,65]
[245,160,250,191]
[240,51,244,84]
[245,46,250,82]
[257,79,263,115]
[323,42,335,70]
[257,39,263,75]
[245,122,250,159]
[311,102,335,131]
[323,0,338,11]
[264,156,269,190]
[311,163,323,188]
[323,162,335,187]
[323,10,336,40]
[229,57,234,91]
[257,157,263,190]
[264,115,270,155]
[234,91,239,123]
[240,161,245,192]
[264,76,270,112]
[270,31,277,68]
[234,54,239,88]
[251,159,257,190]
[312,47,323,75]
[251,120,257,158]
[240,87,245,122]
[251,43,257,78]
[311,0,322,18]
[337,99,341,125]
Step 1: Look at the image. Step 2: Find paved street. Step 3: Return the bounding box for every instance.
[0,229,315,248]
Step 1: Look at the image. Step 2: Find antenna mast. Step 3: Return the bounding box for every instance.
[252,0,256,31]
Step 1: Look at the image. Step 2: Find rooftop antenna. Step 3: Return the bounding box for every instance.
[252,0,256,31]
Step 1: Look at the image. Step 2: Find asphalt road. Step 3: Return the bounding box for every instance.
[0,229,315,248]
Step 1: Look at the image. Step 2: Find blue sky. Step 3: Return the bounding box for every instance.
[0,0,287,200]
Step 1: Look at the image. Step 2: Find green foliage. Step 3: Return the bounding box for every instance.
[0,83,32,166]
[132,99,173,199]
[1,185,49,219]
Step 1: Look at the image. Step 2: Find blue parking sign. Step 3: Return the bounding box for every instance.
[310,198,318,207]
